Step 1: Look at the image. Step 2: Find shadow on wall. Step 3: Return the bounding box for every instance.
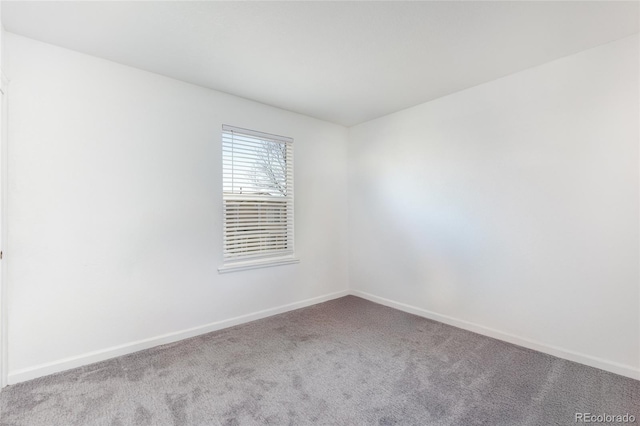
[351,157,488,312]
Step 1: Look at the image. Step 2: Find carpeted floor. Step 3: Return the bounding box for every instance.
[1,296,638,425]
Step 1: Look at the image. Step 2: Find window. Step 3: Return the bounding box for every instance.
[219,125,297,272]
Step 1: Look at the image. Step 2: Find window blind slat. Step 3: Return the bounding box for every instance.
[224,248,293,260]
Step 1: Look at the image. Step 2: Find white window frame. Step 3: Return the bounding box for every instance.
[218,125,298,273]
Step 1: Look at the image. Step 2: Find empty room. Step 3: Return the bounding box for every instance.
[0,1,638,425]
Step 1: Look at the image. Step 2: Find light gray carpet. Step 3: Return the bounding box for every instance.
[1,296,638,425]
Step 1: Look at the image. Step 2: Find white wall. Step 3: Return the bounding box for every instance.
[0,4,7,388]
[5,33,349,383]
[349,35,640,378]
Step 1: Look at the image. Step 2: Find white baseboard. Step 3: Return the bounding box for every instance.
[7,288,639,385]
[7,289,349,385]
[350,290,640,380]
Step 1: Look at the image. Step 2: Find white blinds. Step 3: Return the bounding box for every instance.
[222,125,294,262]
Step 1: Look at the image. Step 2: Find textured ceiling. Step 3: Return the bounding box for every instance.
[3,1,639,126]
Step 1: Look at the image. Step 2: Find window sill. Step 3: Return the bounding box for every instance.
[218,256,300,274]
